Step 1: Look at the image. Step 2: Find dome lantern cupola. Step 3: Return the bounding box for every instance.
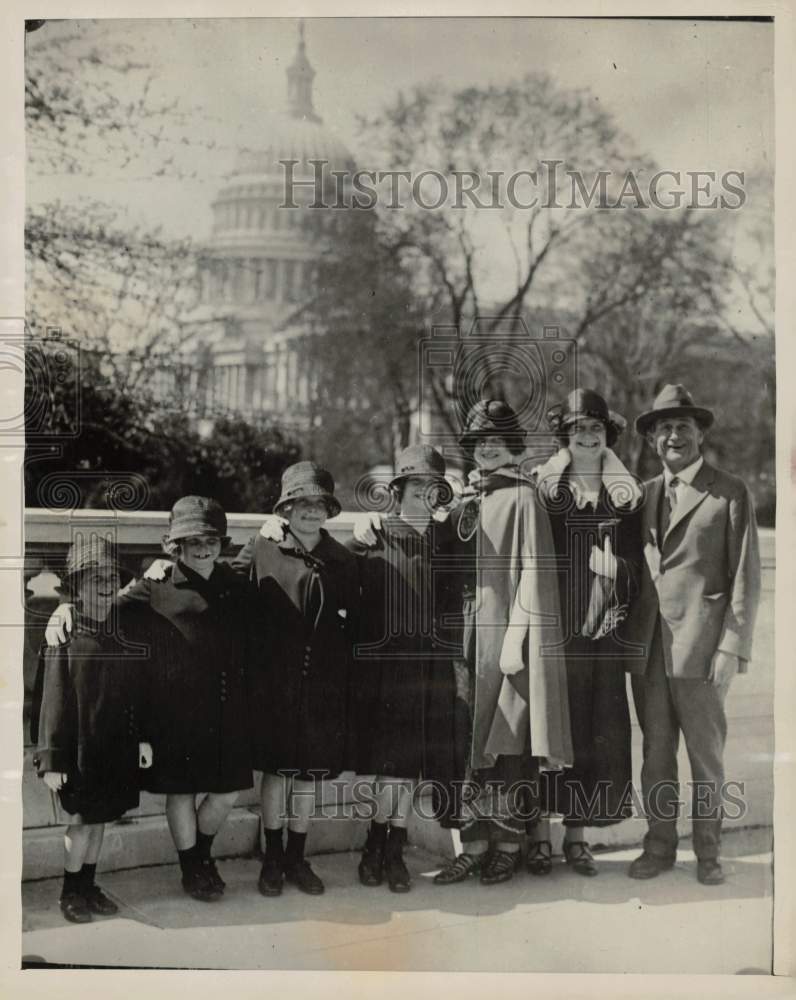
[287,20,321,123]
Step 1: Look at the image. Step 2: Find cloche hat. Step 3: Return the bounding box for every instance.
[274,461,341,518]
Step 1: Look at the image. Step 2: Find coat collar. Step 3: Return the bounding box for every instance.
[534,447,642,510]
[645,460,716,548]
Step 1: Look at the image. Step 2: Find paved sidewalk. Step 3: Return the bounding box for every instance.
[21,835,773,974]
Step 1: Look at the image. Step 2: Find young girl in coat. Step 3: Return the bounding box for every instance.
[45,497,253,903]
[348,444,461,893]
[33,535,152,924]
[233,462,360,898]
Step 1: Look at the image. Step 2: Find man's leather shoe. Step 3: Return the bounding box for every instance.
[628,851,675,879]
[697,859,725,885]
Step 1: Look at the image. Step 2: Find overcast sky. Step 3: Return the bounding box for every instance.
[27,16,774,242]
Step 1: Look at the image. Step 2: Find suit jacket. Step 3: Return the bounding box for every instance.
[623,460,761,679]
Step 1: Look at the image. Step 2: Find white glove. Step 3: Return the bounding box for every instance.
[43,771,67,791]
[144,558,173,581]
[259,515,289,542]
[352,512,385,547]
[589,536,618,579]
[138,742,154,769]
[499,637,525,675]
[45,604,75,646]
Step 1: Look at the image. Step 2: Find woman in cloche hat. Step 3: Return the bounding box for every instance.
[232,462,361,898]
[433,399,574,888]
[32,535,152,923]
[526,389,643,877]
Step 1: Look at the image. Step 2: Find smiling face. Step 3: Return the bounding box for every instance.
[473,435,514,471]
[566,417,608,465]
[648,416,704,474]
[76,564,120,622]
[179,534,222,578]
[398,475,444,517]
[285,497,328,537]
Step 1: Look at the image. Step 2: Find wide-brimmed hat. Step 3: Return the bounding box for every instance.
[546,388,626,440]
[635,383,714,436]
[459,399,526,454]
[165,495,230,545]
[274,461,341,518]
[389,444,447,489]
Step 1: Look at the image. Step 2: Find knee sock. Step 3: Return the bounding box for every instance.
[79,862,98,890]
[284,829,307,867]
[61,869,83,898]
[195,830,215,862]
[263,827,284,864]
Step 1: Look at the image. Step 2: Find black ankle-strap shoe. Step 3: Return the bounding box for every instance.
[480,849,518,885]
[434,852,483,885]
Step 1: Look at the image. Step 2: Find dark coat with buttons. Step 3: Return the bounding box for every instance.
[117,561,254,794]
[348,515,464,782]
[31,617,147,823]
[233,530,360,777]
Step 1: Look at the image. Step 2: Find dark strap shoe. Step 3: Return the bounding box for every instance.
[204,859,226,893]
[83,884,119,915]
[284,859,325,895]
[563,841,598,877]
[358,847,384,887]
[182,866,223,902]
[697,859,725,885]
[526,840,553,876]
[258,857,284,897]
[386,855,411,893]
[60,891,92,924]
[628,851,675,880]
[480,849,518,885]
[434,852,484,885]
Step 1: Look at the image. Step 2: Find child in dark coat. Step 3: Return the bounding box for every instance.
[32,535,152,924]
[45,497,254,904]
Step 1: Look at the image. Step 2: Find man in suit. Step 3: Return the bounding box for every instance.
[625,384,761,885]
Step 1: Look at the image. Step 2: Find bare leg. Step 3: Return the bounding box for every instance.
[261,772,288,830]
[198,791,239,836]
[287,778,316,833]
[166,793,198,850]
[64,823,94,872]
[83,823,105,864]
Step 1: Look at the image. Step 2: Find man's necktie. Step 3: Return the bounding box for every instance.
[660,476,680,538]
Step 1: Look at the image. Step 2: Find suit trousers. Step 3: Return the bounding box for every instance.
[631,621,731,861]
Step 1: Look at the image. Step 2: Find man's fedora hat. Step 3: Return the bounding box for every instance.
[546,388,626,440]
[388,444,447,490]
[275,461,342,518]
[459,399,526,454]
[635,383,714,436]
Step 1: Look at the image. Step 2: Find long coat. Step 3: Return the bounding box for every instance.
[624,461,761,678]
[348,514,463,782]
[31,618,147,823]
[117,561,254,794]
[536,473,642,825]
[456,467,573,772]
[234,530,360,777]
